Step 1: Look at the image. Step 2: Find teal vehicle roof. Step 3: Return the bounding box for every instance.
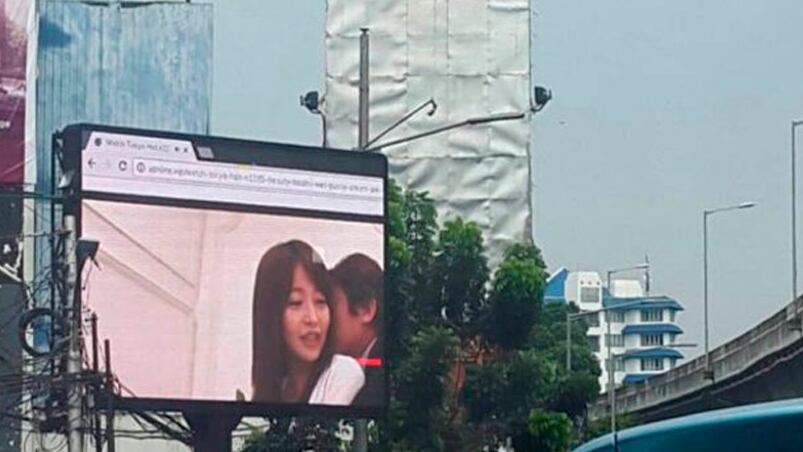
[573,397,803,452]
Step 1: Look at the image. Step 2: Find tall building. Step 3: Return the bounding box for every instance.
[545,268,685,392]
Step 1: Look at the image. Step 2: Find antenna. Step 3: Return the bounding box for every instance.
[644,254,651,295]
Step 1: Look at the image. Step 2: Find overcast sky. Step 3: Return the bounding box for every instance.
[209,1,803,360]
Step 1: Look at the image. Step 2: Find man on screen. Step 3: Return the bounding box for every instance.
[329,253,384,406]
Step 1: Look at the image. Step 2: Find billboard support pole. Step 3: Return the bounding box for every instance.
[104,339,116,452]
[91,314,102,452]
[64,213,84,452]
[358,28,369,151]
[185,414,242,452]
[354,26,371,452]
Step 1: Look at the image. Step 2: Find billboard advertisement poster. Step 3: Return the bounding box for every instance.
[0,0,28,185]
[60,124,387,417]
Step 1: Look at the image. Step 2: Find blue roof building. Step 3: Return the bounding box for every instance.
[545,268,686,393]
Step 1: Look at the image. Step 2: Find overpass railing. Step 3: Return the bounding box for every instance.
[590,295,803,419]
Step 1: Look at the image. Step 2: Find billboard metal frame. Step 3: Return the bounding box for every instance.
[56,123,389,420]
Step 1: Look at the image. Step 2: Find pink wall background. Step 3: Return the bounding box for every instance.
[82,199,384,401]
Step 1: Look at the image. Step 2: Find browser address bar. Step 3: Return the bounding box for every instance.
[131,158,382,201]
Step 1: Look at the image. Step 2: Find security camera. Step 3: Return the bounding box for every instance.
[300,91,322,113]
[532,86,552,112]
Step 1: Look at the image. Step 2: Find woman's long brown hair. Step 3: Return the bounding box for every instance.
[251,240,334,403]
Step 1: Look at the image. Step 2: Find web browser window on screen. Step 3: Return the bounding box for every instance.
[69,125,386,416]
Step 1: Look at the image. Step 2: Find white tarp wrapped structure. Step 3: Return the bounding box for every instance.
[325,0,533,265]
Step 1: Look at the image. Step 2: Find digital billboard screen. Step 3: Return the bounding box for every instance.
[62,124,386,416]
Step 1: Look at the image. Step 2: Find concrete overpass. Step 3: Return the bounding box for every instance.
[590,295,803,423]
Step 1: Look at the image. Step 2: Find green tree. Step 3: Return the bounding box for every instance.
[387,326,459,451]
[385,180,436,364]
[529,302,601,425]
[549,372,600,420]
[456,244,600,449]
[530,302,601,378]
[460,349,557,449]
[504,242,547,266]
[385,235,412,364]
[512,408,572,452]
[487,243,548,350]
[432,218,489,335]
[240,418,342,452]
[399,188,439,326]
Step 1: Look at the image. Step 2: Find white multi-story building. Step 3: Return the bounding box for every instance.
[544,268,685,393]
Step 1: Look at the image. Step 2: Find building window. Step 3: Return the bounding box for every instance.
[605,334,624,347]
[605,310,625,323]
[580,287,600,304]
[641,309,662,322]
[641,358,664,371]
[642,333,664,346]
[584,312,600,327]
[669,310,676,322]
[605,358,624,372]
[588,335,600,352]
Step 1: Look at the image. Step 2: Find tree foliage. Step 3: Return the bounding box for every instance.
[400,188,439,326]
[583,414,635,442]
[432,217,489,336]
[386,326,459,451]
[240,418,342,452]
[487,247,547,349]
[512,408,572,452]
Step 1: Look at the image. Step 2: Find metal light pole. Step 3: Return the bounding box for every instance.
[606,308,615,434]
[564,300,641,435]
[644,255,651,295]
[606,263,649,297]
[358,28,369,151]
[566,310,572,371]
[366,98,437,149]
[564,300,643,371]
[792,120,803,301]
[354,28,370,452]
[604,301,642,435]
[703,201,755,380]
[365,111,526,152]
[604,261,650,433]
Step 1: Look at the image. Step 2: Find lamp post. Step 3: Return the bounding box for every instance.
[792,120,803,301]
[565,308,597,372]
[606,262,650,296]
[603,261,649,434]
[565,300,641,371]
[564,300,642,435]
[703,201,755,380]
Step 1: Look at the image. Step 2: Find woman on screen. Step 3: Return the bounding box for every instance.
[251,240,364,405]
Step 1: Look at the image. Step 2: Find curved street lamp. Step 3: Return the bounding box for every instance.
[703,201,755,380]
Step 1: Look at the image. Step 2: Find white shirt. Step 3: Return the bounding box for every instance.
[308,354,365,405]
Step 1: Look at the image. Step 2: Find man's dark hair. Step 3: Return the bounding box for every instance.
[330,253,383,329]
